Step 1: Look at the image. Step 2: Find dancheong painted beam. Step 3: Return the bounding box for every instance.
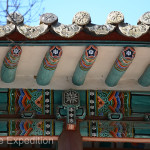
[72,45,98,86]
[36,46,62,86]
[1,46,22,83]
[0,89,150,139]
[105,47,136,87]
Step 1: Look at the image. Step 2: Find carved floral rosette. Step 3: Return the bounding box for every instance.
[51,23,82,38]
[118,23,149,38]
[85,24,116,35]
[43,46,62,70]
[40,13,58,25]
[7,12,24,24]
[3,45,22,69]
[114,47,136,72]
[72,11,91,26]
[106,11,124,24]
[79,45,98,71]
[17,24,48,39]
[138,12,150,25]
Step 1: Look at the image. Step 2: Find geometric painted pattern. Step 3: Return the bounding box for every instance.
[45,90,51,114]
[114,47,136,72]
[3,45,22,69]
[87,90,131,117]
[43,46,62,70]
[0,88,149,139]
[98,121,133,138]
[8,119,55,136]
[79,45,98,71]
[84,120,134,138]
[8,89,53,115]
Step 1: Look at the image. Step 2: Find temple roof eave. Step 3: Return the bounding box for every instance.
[1,11,150,40]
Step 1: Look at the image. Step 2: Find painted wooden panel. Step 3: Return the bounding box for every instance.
[0,119,63,136]
[0,88,149,139]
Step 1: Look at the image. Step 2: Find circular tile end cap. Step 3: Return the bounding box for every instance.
[73,11,91,26]
[107,11,124,24]
[40,13,58,25]
[7,12,24,24]
[138,12,150,25]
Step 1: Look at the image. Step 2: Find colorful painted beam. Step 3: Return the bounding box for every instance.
[0,119,63,136]
[105,47,136,87]
[1,46,22,83]
[0,88,150,140]
[80,121,150,140]
[72,45,98,86]
[138,65,150,87]
[1,89,150,116]
[56,90,86,126]
[36,46,62,86]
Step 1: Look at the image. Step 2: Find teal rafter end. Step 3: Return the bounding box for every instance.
[138,64,150,87]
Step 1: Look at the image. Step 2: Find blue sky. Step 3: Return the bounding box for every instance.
[1,0,150,25]
[41,0,150,25]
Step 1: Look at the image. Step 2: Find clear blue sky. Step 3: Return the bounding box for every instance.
[40,0,150,25]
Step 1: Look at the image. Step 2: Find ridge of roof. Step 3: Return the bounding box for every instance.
[0,11,150,39]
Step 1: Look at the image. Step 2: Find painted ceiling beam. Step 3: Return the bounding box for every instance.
[36,46,62,86]
[138,64,150,87]
[1,46,22,83]
[72,45,98,86]
[105,47,136,87]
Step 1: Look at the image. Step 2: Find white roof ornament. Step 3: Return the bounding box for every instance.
[72,11,91,26]
[0,11,149,38]
[17,24,48,39]
[0,24,15,37]
[118,23,149,38]
[40,13,58,25]
[138,12,150,25]
[7,12,24,25]
[85,24,116,36]
[51,22,82,38]
[106,11,124,24]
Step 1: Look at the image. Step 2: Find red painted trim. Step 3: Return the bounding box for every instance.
[82,137,150,143]
[0,136,150,143]
[1,31,150,42]
[0,136,59,141]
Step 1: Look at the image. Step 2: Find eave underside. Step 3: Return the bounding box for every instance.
[0,45,149,91]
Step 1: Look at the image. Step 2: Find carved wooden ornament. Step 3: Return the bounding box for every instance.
[107,11,124,24]
[7,12,24,24]
[119,23,149,38]
[72,11,91,26]
[138,12,150,25]
[51,23,82,38]
[0,24,15,37]
[40,13,58,25]
[85,24,115,35]
[17,23,48,39]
